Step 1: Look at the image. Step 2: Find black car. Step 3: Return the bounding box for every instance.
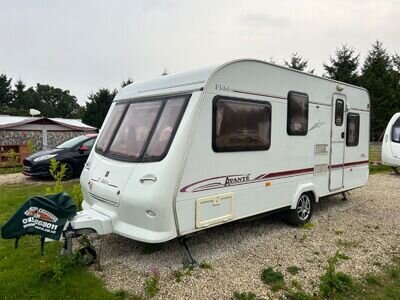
[23,134,98,180]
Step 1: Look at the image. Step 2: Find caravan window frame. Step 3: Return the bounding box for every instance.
[335,99,344,126]
[287,91,309,136]
[212,96,272,152]
[346,113,360,147]
[95,94,190,162]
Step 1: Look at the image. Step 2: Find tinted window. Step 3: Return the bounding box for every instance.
[143,97,188,160]
[108,101,163,159]
[346,113,360,146]
[95,95,189,162]
[335,99,344,126]
[287,91,309,135]
[391,117,400,143]
[95,104,127,152]
[57,135,92,149]
[213,97,271,152]
[82,138,96,149]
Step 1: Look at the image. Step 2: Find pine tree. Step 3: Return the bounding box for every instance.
[82,88,118,129]
[360,41,399,140]
[323,45,360,84]
[0,74,13,114]
[284,53,314,73]
[121,78,134,88]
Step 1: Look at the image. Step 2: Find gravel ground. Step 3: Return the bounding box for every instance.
[0,172,78,185]
[90,173,400,299]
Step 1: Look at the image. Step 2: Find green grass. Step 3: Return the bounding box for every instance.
[333,259,400,300]
[0,166,23,174]
[369,164,393,174]
[0,182,131,300]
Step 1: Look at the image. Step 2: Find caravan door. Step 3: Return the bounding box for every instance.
[329,94,346,190]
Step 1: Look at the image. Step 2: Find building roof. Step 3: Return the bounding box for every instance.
[0,116,97,131]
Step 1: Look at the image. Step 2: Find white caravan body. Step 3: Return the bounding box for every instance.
[72,59,370,243]
[382,112,400,166]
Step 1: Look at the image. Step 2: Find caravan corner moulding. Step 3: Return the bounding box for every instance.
[68,59,370,244]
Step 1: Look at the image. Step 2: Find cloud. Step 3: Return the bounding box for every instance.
[239,12,291,28]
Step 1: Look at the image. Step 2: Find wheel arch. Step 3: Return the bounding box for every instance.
[290,183,319,209]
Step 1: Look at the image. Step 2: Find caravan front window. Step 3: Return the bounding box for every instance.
[96,104,127,153]
[95,95,190,162]
[391,117,400,143]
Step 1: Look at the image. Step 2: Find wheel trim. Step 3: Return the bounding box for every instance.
[297,194,311,221]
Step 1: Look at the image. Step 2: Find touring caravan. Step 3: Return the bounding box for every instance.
[382,112,400,173]
[69,59,370,250]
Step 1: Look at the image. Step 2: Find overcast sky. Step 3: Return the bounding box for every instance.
[0,0,399,105]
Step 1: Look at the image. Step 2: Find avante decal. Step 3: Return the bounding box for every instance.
[180,160,369,193]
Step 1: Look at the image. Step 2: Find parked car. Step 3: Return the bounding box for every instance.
[23,134,97,180]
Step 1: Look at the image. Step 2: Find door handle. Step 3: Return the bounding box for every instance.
[140,175,157,183]
[341,132,345,139]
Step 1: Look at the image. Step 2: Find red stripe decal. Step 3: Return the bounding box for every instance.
[180,160,369,193]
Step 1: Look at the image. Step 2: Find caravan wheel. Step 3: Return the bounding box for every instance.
[285,193,314,226]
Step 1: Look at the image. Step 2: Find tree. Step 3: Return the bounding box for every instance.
[121,78,134,88]
[393,53,400,73]
[323,45,360,84]
[34,84,80,118]
[82,88,118,129]
[0,74,13,113]
[161,68,169,76]
[284,53,314,73]
[360,41,399,140]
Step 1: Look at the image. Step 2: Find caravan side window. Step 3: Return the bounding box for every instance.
[287,91,309,135]
[213,97,271,152]
[335,99,344,126]
[346,113,360,146]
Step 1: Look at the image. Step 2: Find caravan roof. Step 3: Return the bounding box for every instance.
[115,59,369,107]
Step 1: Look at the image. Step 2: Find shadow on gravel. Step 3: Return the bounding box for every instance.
[95,194,352,270]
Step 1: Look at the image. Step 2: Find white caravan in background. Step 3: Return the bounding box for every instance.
[382,112,400,173]
[68,59,370,251]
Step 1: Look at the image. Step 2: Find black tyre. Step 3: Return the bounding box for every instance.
[393,167,400,175]
[285,192,314,226]
[79,246,97,265]
[63,163,74,180]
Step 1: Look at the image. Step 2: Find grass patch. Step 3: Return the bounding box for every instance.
[369,164,393,174]
[319,251,353,299]
[144,275,160,298]
[287,265,302,275]
[233,291,259,300]
[261,267,285,291]
[334,230,344,235]
[333,258,400,299]
[199,260,213,270]
[0,166,23,174]
[300,222,315,230]
[364,273,382,286]
[336,238,360,248]
[0,182,123,299]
